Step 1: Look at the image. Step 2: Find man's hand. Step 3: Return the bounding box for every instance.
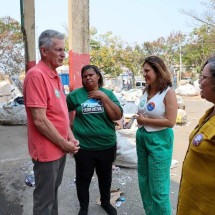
[63,139,80,154]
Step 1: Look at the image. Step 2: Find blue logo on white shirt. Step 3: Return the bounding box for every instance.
[147,102,155,111]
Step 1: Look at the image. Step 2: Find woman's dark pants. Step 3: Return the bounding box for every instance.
[74,146,116,210]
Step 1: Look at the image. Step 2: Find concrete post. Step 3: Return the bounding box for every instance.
[68,0,90,90]
[20,0,36,72]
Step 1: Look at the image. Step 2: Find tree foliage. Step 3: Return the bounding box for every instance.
[2,0,215,80]
[0,16,24,75]
[89,0,215,78]
[90,27,145,77]
[142,32,186,68]
[183,25,215,72]
[90,28,126,76]
[179,0,215,72]
[180,0,215,27]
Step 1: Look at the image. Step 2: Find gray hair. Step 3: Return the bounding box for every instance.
[38,30,65,50]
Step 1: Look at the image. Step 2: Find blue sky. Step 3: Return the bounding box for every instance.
[0,0,206,44]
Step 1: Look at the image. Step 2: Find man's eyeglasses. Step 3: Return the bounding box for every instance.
[199,74,211,80]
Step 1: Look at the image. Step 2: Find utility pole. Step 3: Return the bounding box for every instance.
[68,0,90,90]
[179,42,182,81]
[20,0,36,72]
[176,35,183,86]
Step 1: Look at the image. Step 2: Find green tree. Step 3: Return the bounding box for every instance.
[90,28,124,76]
[180,0,215,72]
[142,32,186,71]
[90,27,145,77]
[0,16,24,75]
[183,25,215,72]
[119,44,145,76]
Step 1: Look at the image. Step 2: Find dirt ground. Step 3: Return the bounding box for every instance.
[0,96,212,215]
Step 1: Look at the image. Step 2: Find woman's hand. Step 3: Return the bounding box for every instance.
[136,113,146,125]
[88,90,122,121]
[88,90,107,100]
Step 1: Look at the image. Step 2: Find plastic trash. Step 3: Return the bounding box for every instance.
[118,197,126,202]
[124,115,136,129]
[25,175,35,187]
[116,196,126,208]
[170,159,178,169]
[14,96,24,105]
[116,200,123,208]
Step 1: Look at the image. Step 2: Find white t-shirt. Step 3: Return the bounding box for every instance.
[138,87,170,132]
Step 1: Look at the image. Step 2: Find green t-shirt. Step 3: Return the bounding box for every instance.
[66,87,123,150]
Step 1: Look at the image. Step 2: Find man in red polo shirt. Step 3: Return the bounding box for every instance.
[23,29,79,215]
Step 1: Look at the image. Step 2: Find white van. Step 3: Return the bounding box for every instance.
[135,81,146,89]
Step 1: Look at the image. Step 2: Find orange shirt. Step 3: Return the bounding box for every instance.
[23,61,69,162]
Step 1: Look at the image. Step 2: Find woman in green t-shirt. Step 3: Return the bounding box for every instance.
[66,65,123,215]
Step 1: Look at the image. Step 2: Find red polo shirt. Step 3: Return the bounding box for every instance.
[23,61,69,162]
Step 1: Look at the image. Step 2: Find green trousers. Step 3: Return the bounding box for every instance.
[136,127,173,215]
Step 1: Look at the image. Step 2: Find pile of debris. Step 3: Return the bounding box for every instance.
[112,88,187,169]
[0,78,26,125]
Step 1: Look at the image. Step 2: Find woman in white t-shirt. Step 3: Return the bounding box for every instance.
[136,56,177,215]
